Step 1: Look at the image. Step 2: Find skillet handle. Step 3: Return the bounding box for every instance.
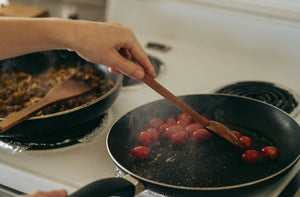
[68,178,135,197]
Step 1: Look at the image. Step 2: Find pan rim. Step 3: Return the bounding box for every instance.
[106,93,300,191]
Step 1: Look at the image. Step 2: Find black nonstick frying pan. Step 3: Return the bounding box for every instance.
[70,94,300,197]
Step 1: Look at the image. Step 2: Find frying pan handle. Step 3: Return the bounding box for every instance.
[68,178,135,197]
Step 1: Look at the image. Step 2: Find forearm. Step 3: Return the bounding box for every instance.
[0,17,156,79]
[0,17,74,60]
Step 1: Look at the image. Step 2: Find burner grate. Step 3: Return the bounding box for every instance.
[214,81,298,114]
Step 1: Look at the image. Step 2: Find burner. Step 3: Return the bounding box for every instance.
[0,112,110,151]
[122,55,163,87]
[214,81,299,114]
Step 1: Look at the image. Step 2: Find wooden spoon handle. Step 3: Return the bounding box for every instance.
[0,98,50,133]
[142,74,209,126]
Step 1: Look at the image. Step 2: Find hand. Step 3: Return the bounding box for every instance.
[19,189,67,197]
[0,18,156,80]
[68,21,156,80]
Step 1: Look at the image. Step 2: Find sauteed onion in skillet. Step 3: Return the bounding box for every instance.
[0,64,114,117]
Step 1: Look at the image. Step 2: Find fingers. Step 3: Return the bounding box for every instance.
[127,40,156,78]
[110,50,145,79]
[118,48,132,60]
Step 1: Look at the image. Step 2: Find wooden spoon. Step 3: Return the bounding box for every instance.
[0,79,94,133]
[142,74,244,149]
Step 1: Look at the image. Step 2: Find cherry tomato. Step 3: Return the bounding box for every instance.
[240,136,253,150]
[233,131,242,138]
[164,125,185,138]
[147,128,160,140]
[138,131,154,146]
[192,129,213,142]
[242,150,260,164]
[177,118,193,127]
[261,146,280,159]
[131,146,150,159]
[165,118,177,125]
[171,131,189,144]
[158,123,170,134]
[185,124,203,136]
[177,113,191,120]
[148,118,164,129]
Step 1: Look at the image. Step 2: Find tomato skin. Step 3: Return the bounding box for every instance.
[158,123,170,134]
[240,136,253,150]
[138,131,154,146]
[131,146,150,159]
[165,118,177,125]
[147,128,160,140]
[176,113,192,120]
[148,118,164,129]
[242,150,260,164]
[261,146,280,159]
[164,125,185,138]
[192,129,213,142]
[171,131,189,144]
[233,131,242,138]
[177,118,193,127]
[185,124,203,136]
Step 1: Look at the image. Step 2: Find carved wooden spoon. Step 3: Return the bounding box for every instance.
[0,79,94,133]
[142,74,244,149]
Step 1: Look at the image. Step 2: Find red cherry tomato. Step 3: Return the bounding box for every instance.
[177,118,193,127]
[233,131,242,138]
[185,124,203,136]
[240,136,253,150]
[176,113,192,120]
[138,131,154,146]
[164,125,185,138]
[147,128,160,140]
[171,131,189,144]
[192,129,213,142]
[165,118,177,125]
[148,118,164,129]
[242,150,260,164]
[131,146,150,159]
[158,123,170,134]
[261,146,280,159]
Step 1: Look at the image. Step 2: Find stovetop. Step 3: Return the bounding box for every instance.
[0,0,300,196]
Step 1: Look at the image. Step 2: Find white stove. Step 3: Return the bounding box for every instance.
[1,0,300,196]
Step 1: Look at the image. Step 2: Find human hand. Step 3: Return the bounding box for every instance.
[67,21,156,80]
[19,189,67,197]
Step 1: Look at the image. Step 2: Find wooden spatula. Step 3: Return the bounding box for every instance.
[0,79,94,133]
[142,74,244,149]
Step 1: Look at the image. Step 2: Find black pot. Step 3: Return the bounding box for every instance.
[0,50,123,147]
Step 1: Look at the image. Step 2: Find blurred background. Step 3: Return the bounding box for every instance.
[1,0,106,21]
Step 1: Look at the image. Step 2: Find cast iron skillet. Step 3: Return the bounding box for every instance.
[70,94,300,197]
[0,50,123,145]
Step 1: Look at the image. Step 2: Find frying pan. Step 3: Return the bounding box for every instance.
[0,50,123,147]
[70,94,300,197]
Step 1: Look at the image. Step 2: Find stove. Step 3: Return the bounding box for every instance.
[1,0,300,196]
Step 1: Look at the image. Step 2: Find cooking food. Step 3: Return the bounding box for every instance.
[240,136,253,150]
[0,64,114,117]
[130,146,150,159]
[242,150,261,164]
[261,146,280,159]
[131,112,281,167]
